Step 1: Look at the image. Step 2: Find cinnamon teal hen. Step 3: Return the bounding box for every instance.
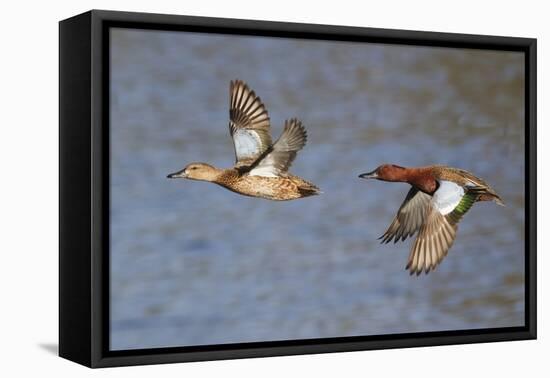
[167,80,320,201]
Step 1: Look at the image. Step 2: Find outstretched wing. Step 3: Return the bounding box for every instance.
[405,180,481,275]
[379,187,432,243]
[248,119,307,177]
[406,204,457,275]
[229,80,272,164]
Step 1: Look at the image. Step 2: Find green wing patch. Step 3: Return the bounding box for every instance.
[446,191,479,224]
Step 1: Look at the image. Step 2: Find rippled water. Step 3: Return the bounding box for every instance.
[109,28,525,350]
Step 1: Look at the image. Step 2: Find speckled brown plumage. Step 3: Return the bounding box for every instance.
[167,80,320,201]
[214,169,320,201]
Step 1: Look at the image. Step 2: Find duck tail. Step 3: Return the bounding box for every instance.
[492,194,505,206]
[478,192,505,206]
[298,183,321,197]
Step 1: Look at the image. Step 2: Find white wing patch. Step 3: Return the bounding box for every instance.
[233,129,261,161]
[432,180,464,215]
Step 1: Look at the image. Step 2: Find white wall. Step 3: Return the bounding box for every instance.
[1,0,547,376]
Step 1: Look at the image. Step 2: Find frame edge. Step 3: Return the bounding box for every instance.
[78,9,537,368]
[59,11,94,368]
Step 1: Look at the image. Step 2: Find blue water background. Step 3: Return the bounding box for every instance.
[110,28,525,350]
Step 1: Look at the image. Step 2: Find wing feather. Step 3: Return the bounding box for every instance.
[229,80,272,163]
[380,188,431,243]
[248,119,307,177]
[406,204,458,275]
[383,181,486,275]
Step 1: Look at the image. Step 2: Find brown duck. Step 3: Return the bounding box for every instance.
[167,80,320,201]
[359,164,504,275]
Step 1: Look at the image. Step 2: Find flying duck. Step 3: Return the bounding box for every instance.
[359,164,504,275]
[167,80,320,201]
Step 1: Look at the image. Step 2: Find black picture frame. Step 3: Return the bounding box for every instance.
[59,9,537,368]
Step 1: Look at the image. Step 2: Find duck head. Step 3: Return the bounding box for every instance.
[167,162,221,182]
[359,164,407,182]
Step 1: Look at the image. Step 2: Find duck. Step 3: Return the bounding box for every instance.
[167,80,320,201]
[358,164,504,275]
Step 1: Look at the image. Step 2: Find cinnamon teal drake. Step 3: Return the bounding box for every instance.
[167,80,320,201]
[359,165,504,275]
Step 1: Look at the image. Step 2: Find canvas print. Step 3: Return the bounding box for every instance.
[109,28,525,350]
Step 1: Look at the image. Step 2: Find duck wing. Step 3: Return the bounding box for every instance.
[406,203,457,275]
[247,119,307,177]
[229,80,272,164]
[406,180,482,275]
[379,187,432,243]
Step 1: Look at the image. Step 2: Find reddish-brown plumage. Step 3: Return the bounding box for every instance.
[400,167,438,195]
[359,163,504,275]
[367,165,438,194]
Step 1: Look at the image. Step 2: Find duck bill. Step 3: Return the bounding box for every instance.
[167,170,187,179]
[358,170,378,179]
